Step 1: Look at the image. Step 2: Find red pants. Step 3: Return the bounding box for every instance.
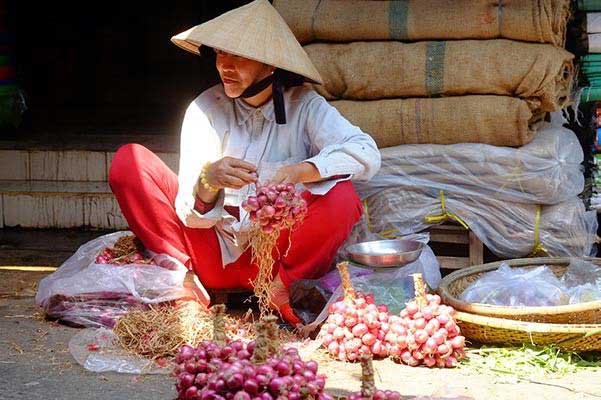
[109,143,363,290]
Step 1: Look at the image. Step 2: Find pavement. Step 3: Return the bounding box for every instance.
[1,297,174,400]
[2,228,601,400]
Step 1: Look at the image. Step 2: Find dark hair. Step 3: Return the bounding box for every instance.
[276,68,306,90]
[201,46,307,91]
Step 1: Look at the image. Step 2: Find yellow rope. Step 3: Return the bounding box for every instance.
[424,190,469,230]
[529,204,549,257]
[363,200,398,239]
[497,163,527,195]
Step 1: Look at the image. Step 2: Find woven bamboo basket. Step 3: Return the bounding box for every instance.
[438,257,601,324]
[456,311,601,352]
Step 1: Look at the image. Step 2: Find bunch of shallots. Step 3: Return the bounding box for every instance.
[318,263,390,361]
[318,291,390,361]
[385,276,466,368]
[242,183,307,234]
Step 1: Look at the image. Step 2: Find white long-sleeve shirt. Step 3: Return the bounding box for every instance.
[174,83,381,266]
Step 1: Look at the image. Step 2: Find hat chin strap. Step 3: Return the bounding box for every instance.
[235,70,286,124]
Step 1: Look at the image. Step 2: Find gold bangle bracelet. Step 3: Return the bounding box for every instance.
[200,162,219,192]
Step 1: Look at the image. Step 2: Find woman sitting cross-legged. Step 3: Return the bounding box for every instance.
[108,0,381,325]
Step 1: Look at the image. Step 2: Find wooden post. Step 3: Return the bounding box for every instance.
[468,231,484,266]
[337,261,355,301]
[211,304,227,346]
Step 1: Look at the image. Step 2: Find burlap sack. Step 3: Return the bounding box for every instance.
[273,0,570,46]
[305,40,573,112]
[331,96,540,148]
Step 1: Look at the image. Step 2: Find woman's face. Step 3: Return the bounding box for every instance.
[214,49,275,98]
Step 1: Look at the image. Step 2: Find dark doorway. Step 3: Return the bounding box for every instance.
[10,0,251,144]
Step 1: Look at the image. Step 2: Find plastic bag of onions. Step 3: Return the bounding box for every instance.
[384,274,466,368]
[36,231,189,329]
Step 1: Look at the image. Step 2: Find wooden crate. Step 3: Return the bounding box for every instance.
[427,224,484,270]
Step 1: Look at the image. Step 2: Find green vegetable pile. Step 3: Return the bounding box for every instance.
[462,345,601,379]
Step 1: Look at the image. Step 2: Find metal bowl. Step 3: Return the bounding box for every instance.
[346,239,424,268]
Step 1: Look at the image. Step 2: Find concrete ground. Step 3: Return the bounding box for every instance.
[2,229,601,400]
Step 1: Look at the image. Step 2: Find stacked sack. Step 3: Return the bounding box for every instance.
[275,0,598,259]
[274,0,573,147]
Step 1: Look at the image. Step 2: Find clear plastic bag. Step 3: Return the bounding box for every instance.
[35,231,190,328]
[295,235,440,334]
[561,258,601,288]
[561,259,601,304]
[289,264,374,324]
[317,264,375,293]
[460,263,569,307]
[68,328,172,374]
[566,283,601,304]
[355,121,584,205]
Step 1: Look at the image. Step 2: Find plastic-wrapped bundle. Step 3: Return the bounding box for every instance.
[305,40,573,112]
[355,122,584,205]
[35,231,190,328]
[352,187,597,259]
[331,96,540,148]
[273,0,570,46]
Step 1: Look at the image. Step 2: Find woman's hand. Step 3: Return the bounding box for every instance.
[273,162,322,184]
[205,157,258,190]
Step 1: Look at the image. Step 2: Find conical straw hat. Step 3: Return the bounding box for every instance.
[171,0,323,85]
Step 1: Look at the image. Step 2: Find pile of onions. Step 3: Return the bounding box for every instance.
[318,291,390,361]
[385,275,466,368]
[174,343,331,400]
[95,234,157,266]
[95,247,152,265]
[174,315,332,400]
[318,263,391,361]
[242,183,307,234]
